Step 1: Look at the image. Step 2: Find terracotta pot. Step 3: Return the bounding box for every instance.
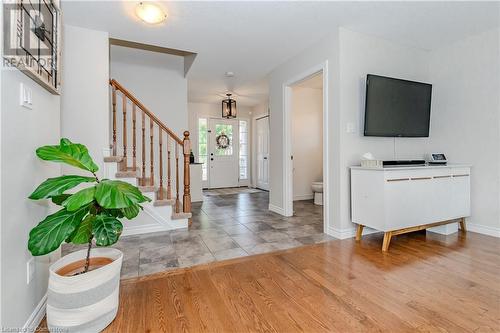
[47,248,123,333]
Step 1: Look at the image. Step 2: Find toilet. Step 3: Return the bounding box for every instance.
[311,181,323,205]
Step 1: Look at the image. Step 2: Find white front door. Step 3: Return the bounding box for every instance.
[208,118,239,189]
[256,116,270,190]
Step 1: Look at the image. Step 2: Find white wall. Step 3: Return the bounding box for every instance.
[111,46,188,139]
[292,87,323,200]
[1,69,60,329]
[61,25,109,178]
[338,28,431,230]
[427,28,500,234]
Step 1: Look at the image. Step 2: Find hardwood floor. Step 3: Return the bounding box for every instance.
[41,231,500,332]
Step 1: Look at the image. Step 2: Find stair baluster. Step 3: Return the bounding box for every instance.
[150,118,154,186]
[112,86,117,155]
[132,104,137,171]
[122,94,127,169]
[167,135,172,200]
[141,110,146,186]
[175,143,180,213]
[183,131,191,214]
[158,127,164,200]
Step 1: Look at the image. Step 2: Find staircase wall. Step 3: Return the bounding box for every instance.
[110,46,188,140]
[61,25,110,178]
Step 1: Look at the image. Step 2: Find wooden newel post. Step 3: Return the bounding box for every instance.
[182,131,192,217]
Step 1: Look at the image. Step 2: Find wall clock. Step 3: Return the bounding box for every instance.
[3,0,62,94]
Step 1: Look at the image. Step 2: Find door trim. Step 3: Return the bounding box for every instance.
[282,61,329,234]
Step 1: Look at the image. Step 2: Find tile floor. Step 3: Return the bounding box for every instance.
[62,190,334,279]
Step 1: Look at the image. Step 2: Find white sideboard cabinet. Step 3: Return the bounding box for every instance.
[350,164,471,251]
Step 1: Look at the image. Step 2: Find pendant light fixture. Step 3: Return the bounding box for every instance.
[222,93,237,118]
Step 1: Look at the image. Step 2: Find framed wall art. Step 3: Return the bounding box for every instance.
[3,0,62,94]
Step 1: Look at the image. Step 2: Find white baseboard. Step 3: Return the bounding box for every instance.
[467,223,500,238]
[23,294,47,331]
[327,225,380,239]
[268,204,286,216]
[293,194,314,201]
[122,223,172,236]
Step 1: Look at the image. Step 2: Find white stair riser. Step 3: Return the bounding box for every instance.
[103,160,188,236]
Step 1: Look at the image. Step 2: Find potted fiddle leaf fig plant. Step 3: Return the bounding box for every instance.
[28,138,150,333]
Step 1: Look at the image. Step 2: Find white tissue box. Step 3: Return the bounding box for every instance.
[361,160,383,168]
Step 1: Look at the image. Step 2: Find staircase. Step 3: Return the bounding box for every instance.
[104,79,192,236]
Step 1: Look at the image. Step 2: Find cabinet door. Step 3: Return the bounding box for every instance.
[430,175,453,222]
[450,172,470,218]
[385,178,426,229]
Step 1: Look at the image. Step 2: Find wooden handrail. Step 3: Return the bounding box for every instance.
[109,79,183,145]
[109,78,191,218]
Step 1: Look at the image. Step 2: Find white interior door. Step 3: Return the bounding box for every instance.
[256,116,270,190]
[208,118,239,188]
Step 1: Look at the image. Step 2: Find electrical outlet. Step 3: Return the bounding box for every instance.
[27,258,35,284]
[20,83,33,109]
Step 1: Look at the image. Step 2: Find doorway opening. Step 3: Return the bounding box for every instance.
[283,61,329,233]
[290,72,324,227]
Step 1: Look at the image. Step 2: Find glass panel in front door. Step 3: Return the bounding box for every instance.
[214,124,233,156]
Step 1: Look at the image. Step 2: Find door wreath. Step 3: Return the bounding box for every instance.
[216,133,230,149]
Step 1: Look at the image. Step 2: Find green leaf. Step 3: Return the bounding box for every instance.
[104,208,125,219]
[94,180,151,209]
[51,194,71,205]
[62,186,96,211]
[29,175,96,200]
[36,138,99,173]
[28,206,89,256]
[122,204,141,219]
[69,215,94,244]
[93,215,123,246]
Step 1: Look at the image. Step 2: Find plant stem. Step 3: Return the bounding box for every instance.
[83,238,92,273]
[92,172,100,183]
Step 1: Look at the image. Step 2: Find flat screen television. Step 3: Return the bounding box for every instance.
[364,74,432,137]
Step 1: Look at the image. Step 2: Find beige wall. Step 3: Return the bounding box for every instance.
[291,86,323,200]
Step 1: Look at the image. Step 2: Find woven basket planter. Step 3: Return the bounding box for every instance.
[47,248,123,332]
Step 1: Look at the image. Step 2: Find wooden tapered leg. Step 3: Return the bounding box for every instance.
[382,232,392,252]
[459,218,467,232]
[355,225,364,241]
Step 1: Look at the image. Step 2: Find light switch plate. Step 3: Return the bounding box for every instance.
[20,83,33,109]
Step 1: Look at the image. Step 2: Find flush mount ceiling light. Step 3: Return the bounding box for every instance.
[135,2,167,24]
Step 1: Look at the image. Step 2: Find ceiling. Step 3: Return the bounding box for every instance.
[62,1,499,106]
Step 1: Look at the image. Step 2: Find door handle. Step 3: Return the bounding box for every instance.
[263,157,268,160]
